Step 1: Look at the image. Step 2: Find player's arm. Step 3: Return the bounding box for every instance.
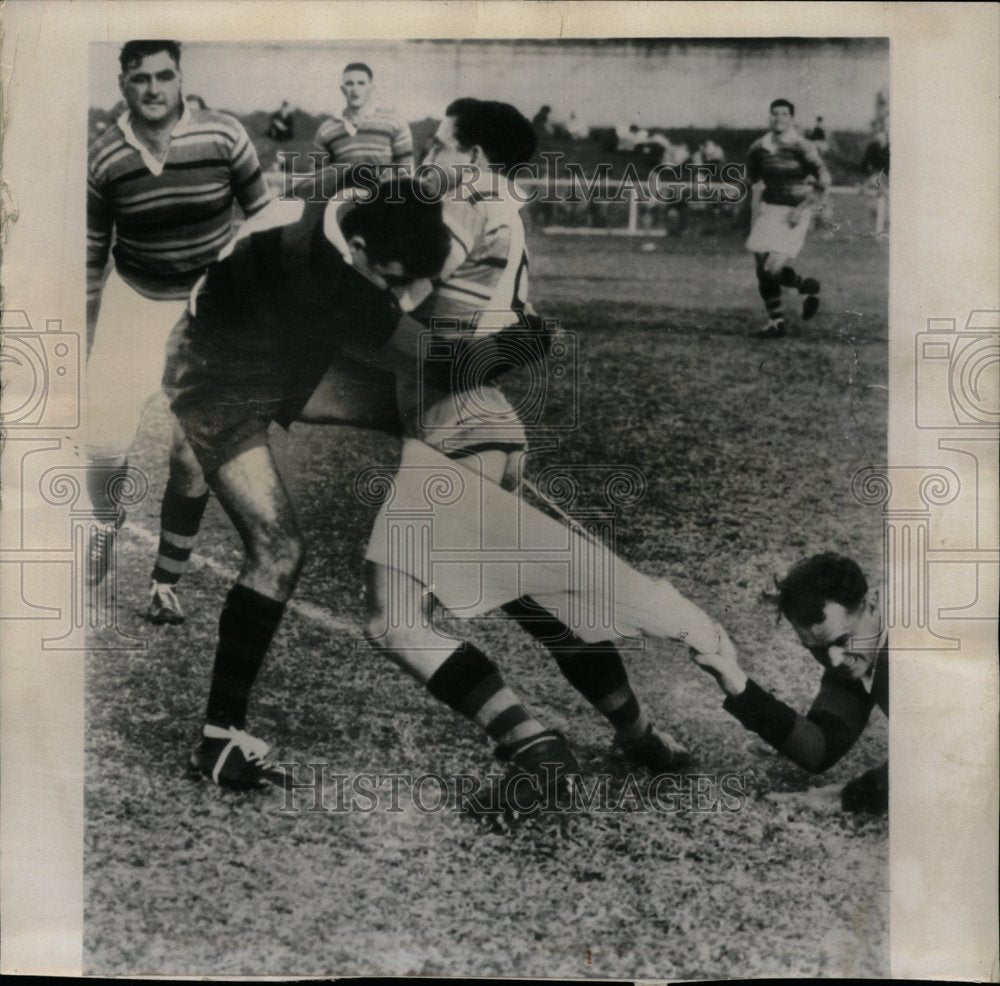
[392,119,415,168]
[312,119,336,170]
[692,645,873,772]
[86,163,113,346]
[796,137,833,214]
[744,143,764,219]
[228,120,271,218]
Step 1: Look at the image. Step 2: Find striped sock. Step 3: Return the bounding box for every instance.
[425,643,546,749]
[503,596,648,740]
[758,277,784,325]
[151,486,210,586]
[206,584,286,730]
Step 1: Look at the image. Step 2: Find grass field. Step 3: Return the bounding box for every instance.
[85,194,888,978]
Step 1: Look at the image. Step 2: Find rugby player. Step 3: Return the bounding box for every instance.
[313,62,414,170]
[745,99,832,339]
[357,99,715,809]
[86,40,270,621]
[691,554,888,814]
[162,178,452,789]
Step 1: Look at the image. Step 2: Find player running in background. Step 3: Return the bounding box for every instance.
[745,98,832,339]
[86,40,270,619]
[163,179,451,790]
[313,62,414,170]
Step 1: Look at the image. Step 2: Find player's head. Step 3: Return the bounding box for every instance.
[768,98,795,134]
[118,41,183,125]
[424,98,537,184]
[340,178,451,289]
[342,62,374,112]
[776,553,882,682]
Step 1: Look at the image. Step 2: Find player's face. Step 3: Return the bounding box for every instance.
[769,105,793,135]
[792,595,883,682]
[346,237,414,291]
[119,51,182,125]
[341,71,372,111]
[423,116,479,187]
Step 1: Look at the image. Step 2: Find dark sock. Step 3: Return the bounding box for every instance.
[152,486,210,585]
[758,278,784,324]
[503,596,643,733]
[205,585,286,731]
[779,265,802,288]
[426,643,543,746]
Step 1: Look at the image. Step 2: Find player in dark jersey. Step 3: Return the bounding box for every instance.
[162,179,451,789]
[745,99,832,339]
[691,553,888,815]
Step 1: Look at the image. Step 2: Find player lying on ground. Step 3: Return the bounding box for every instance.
[163,178,452,789]
[690,553,888,814]
[86,40,270,612]
[745,98,832,339]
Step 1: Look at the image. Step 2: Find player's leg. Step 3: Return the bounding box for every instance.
[147,419,210,624]
[83,272,186,583]
[754,251,787,337]
[772,250,821,321]
[500,595,691,771]
[188,442,305,789]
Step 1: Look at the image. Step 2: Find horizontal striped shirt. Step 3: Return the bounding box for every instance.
[313,105,414,168]
[87,104,270,301]
[408,184,528,331]
[746,130,830,207]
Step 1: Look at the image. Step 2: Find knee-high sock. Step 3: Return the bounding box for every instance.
[86,454,128,517]
[205,585,286,730]
[502,596,648,739]
[425,642,546,750]
[758,275,784,324]
[152,484,210,585]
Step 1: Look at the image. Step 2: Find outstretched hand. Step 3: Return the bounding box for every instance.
[689,622,747,696]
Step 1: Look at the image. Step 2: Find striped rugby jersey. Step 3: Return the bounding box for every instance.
[746,130,831,207]
[408,185,528,332]
[313,105,414,168]
[87,103,270,301]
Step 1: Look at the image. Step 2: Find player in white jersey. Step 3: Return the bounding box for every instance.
[354,100,724,823]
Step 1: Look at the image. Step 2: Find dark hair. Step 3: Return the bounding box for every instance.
[769,98,795,116]
[341,178,450,280]
[776,553,868,627]
[120,41,181,74]
[343,62,373,79]
[445,97,537,173]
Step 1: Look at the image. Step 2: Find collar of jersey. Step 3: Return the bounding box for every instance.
[118,99,194,177]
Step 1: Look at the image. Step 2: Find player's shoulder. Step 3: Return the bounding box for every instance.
[88,120,126,162]
[746,133,770,155]
[441,196,488,246]
[189,108,250,142]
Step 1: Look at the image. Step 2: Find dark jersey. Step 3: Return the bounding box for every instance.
[165,199,402,450]
[746,130,830,207]
[723,643,888,772]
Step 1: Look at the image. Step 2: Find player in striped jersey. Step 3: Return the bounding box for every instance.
[85,40,270,618]
[312,63,414,170]
[745,98,832,338]
[355,100,700,819]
